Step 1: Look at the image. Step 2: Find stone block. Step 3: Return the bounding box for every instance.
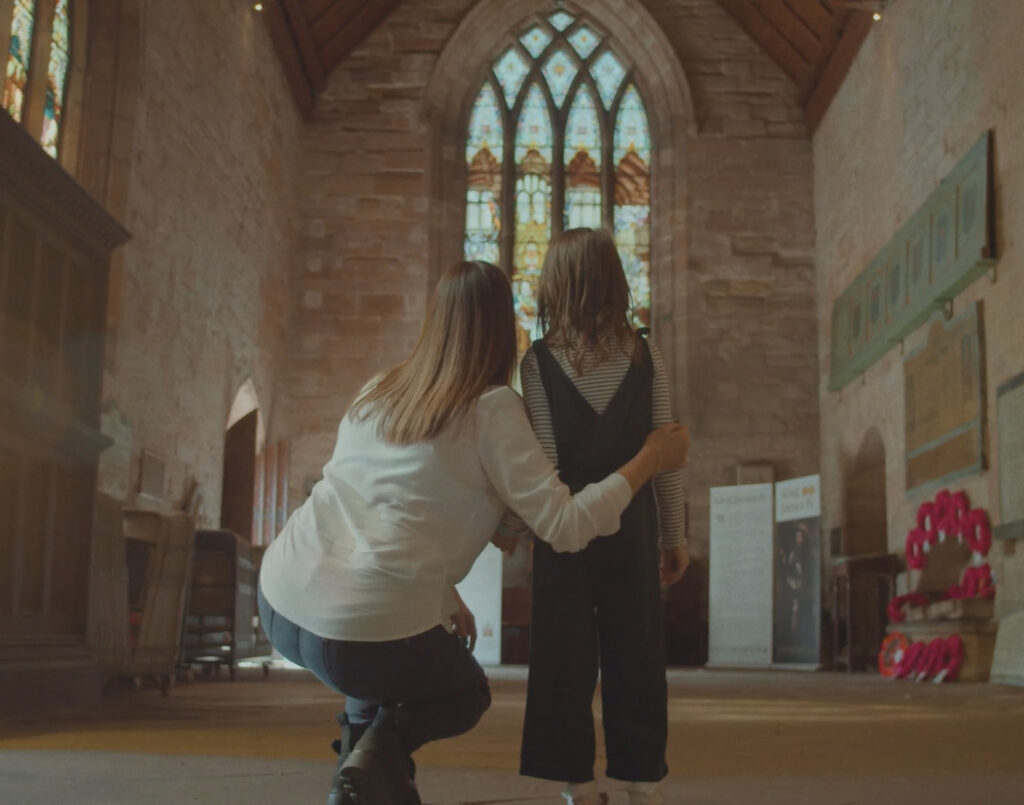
[991,610,1024,687]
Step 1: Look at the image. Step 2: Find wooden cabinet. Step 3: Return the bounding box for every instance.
[182,529,268,678]
[0,113,129,712]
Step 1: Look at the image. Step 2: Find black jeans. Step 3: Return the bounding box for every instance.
[258,585,491,754]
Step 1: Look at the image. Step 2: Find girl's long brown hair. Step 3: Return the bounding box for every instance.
[350,260,516,444]
[537,227,637,373]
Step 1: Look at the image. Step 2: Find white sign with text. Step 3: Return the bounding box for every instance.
[708,483,775,667]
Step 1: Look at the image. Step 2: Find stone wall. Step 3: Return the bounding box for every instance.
[94,0,302,527]
[814,1,1024,606]
[289,0,820,560]
[643,0,819,543]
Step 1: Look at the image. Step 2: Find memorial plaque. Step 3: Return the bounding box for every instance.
[997,371,1024,526]
[904,302,985,491]
[829,132,994,391]
[865,257,887,342]
[886,242,909,323]
[931,191,957,284]
[907,215,931,297]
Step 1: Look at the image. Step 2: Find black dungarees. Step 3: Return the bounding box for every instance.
[520,337,668,784]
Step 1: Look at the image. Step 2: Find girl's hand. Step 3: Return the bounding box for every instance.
[660,544,690,586]
[490,530,519,555]
[450,588,477,652]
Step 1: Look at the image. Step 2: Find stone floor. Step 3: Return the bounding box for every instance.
[2,664,1023,804]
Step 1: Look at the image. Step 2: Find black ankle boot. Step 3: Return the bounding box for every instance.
[327,712,370,805]
[334,708,421,805]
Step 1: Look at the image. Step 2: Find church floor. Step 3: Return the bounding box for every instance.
[1,665,1023,804]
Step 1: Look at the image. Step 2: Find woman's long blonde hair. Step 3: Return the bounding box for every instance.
[350,260,516,444]
[537,227,637,373]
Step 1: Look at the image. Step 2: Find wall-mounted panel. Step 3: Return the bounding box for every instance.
[830,132,995,390]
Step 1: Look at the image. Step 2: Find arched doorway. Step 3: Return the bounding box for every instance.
[845,427,887,556]
[221,380,265,543]
[841,427,890,669]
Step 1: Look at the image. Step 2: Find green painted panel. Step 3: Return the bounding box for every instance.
[829,131,994,391]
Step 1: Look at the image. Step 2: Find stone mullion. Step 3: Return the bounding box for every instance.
[22,0,56,144]
[500,83,516,278]
[602,97,615,233]
[56,0,87,171]
[0,0,14,83]
[551,98,565,238]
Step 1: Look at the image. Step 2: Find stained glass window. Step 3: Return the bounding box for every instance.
[3,0,35,123]
[541,49,577,108]
[614,85,651,164]
[613,85,652,327]
[494,47,529,108]
[41,0,69,157]
[592,50,626,108]
[519,25,551,58]
[548,11,575,31]
[568,26,601,60]
[514,83,553,163]
[564,86,602,230]
[465,83,503,265]
[465,11,650,345]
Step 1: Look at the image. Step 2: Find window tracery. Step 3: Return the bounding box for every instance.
[463,8,653,351]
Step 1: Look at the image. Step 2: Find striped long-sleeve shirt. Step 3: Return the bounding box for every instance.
[499,336,687,548]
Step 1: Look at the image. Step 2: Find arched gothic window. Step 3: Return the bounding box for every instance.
[464,8,652,353]
[2,0,75,159]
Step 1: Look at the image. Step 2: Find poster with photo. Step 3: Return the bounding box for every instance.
[773,475,822,667]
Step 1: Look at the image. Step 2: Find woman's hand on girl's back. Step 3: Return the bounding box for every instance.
[645,424,690,472]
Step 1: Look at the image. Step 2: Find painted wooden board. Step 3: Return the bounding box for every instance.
[904,302,985,492]
[997,372,1024,527]
[830,131,994,390]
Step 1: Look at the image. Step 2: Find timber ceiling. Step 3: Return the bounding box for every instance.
[263,0,879,130]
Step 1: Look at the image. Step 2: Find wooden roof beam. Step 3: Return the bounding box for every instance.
[282,0,327,92]
[320,0,403,73]
[803,10,874,131]
[262,0,315,120]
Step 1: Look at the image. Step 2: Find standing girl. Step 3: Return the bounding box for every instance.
[506,229,689,805]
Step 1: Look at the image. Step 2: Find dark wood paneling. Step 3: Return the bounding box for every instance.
[785,0,835,33]
[320,0,403,72]
[264,0,873,133]
[301,0,336,24]
[755,1,823,63]
[311,0,375,48]
[804,9,873,130]
[717,0,812,84]
[716,0,875,131]
[261,0,315,120]
[282,0,327,91]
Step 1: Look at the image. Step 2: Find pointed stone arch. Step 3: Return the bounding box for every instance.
[421,0,697,414]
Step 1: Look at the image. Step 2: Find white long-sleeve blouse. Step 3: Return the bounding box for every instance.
[259,385,632,642]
